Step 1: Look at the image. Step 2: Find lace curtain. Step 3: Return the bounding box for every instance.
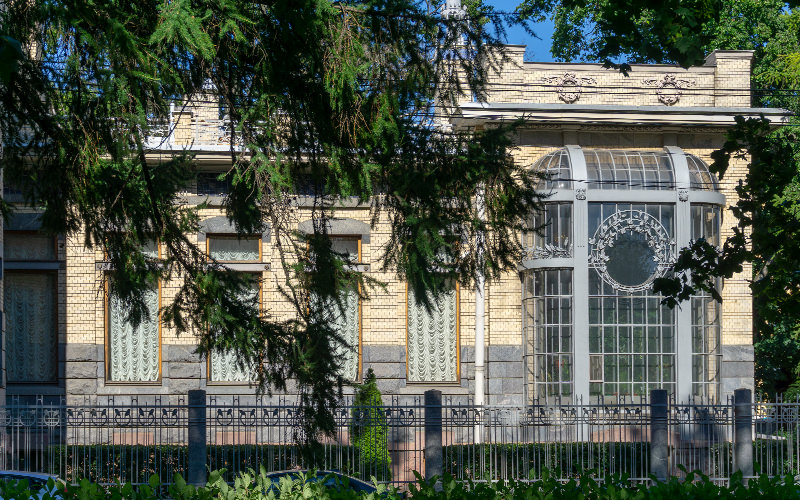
[407,286,458,382]
[315,288,360,381]
[108,287,160,382]
[5,234,55,260]
[210,348,255,382]
[208,237,260,261]
[210,280,259,382]
[5,272,57,382]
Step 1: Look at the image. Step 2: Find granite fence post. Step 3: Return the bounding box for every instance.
[424,389,443,481]
[650,389,669,481]
[734,388,754,480]
[187,389,207,486]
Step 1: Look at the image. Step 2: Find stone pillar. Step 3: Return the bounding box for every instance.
[650,389,669,481]
[734,388,754,479]
[187,389,208,486]
[424,389,443,480]
[192,81,220,145]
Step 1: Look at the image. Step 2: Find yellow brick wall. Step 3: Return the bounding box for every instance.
[60,148,753,381]
[50,48,755,393]
[682,148,753,346]
[708,51,753,107]
[484,46,718,107]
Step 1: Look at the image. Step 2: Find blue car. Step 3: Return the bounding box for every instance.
[0,471,62,499]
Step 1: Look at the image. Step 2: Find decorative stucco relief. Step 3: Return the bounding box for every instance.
[642,74,696,106]
[541,72,597,104]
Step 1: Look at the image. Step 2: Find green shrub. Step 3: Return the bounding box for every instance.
[351,368,391,481]
[408,470,800,499]
[209,467,398,500]
[0,476,62,500]
[4,468,800,499]
[444,442,653,481]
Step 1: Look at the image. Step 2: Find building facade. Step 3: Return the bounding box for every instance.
[2,48,782,406]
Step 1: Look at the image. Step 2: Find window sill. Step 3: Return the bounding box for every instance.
[103,381,163,386]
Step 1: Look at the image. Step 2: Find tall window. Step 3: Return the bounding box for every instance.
[208,278,260,383]
[524,269,573,402]
[206,235,261,383]
[588,203,676,399]
[4,232,58,383]
[691,205,721,399]
[407,284,459,383]
[526,203,573,259]
[314,237,361,381]
[106,242,160,383]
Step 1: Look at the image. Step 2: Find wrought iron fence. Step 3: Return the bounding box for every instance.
[0,396,188,485]
[753,394,800,477]
[442,396,652,483]
[669,397,734,482]
[205,395,424,486]
[0,390,797,487]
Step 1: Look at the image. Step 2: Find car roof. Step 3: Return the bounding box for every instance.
[264,470,373,486]
[0,471,56,480]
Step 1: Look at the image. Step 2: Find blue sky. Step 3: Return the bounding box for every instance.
[486,0,556,62]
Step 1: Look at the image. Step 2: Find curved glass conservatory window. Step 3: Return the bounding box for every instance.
[585,150,675,190]
[691,205,721,399]
[687,155,719,191]
[535,148,572,190]
[523,148,724,403]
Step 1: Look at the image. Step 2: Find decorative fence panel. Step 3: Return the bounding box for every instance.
[442,397,652,483]
[0,397,188,485]
[669,398,733,482]
[205,395,424,486]
[0,390,797,487]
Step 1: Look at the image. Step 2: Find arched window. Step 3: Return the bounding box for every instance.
[522,147,724,403]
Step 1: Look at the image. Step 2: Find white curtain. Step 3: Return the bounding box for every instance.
[108,287,160,382]
[209,237,259,261]
[209,280,258,382]
[407,286,458,382]
[5,273,57,383]
[210,348,254,382]
[315,288,360,381]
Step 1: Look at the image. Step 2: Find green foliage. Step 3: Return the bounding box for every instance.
[351,369,391,480]
[208,468,397,500]
[517,0,722,69]
[0,476,62,500]
[409,470,800,499]
[0,0,543,443]
[7,468,800,499]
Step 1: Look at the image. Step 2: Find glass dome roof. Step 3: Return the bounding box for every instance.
[535,148,719,192]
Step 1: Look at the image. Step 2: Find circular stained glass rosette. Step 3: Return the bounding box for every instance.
[589,210,675,293]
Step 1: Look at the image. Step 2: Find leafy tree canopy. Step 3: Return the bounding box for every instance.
[0,0,544,440]
[517,0,724,69]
